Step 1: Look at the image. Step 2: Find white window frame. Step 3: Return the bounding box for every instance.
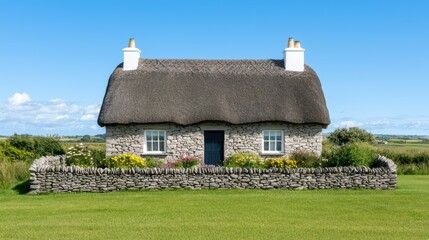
[262,130,284,154]
[144,130,167,154]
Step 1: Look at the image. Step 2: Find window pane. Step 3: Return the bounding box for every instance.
[159,142,164,152]
[146,131,152,141]
[276,134,281,141]
[153,132,159,141]
[276,142,282,151]
[263,133,269,141]
[264,142,269,151]
[153,142,158,151]
[270,134,275,140]
[147,142,152,151]
[159,132,165,141]
[270,142,275,151]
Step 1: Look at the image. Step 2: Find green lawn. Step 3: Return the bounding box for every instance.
[0,176,428,240]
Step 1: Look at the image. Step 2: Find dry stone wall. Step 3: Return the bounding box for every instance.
[29,155,397,194]
[106,122,323,160]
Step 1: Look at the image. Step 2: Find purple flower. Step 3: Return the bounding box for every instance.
[163,162,177,169]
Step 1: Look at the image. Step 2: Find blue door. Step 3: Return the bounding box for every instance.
[204,131,224,165]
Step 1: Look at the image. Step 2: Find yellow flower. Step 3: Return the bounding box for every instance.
[111,154,146,168]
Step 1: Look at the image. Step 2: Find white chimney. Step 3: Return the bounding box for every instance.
[122,38,141,71]
[284,37,305,72]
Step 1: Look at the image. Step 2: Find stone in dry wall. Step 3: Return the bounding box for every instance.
[29,155,65,193]
[30,155,65,169]
[372,155,397,173]
[29,156,397,194]
[106,122,323,160]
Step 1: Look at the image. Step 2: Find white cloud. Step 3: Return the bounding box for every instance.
[367,121,390,127]
[55,115,70,121]
[326,116,429,135]
[85,105,101,115]
[337,121,361,128]
[49,98,65,103]
[0,93,103,135]
[80,114,96,121]
[8,92,31,106]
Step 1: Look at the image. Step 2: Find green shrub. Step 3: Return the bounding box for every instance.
[328,127,375,145]
[323,142,376,167]
[146,157,165,168]
[111,154,146,168]
[223,152,264,168]
[290,150,321,168]
[80,135,91,142]
[1,142,34,162]
[7,135,34,152]
[266,158,297,168]
[96,157,111,168]
[321,140,337,162]
[33,136,65,157]
[65,143,94,167]
[6,135,64,159]
[91,149,107,168]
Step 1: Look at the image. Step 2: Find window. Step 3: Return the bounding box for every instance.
[144,130,166,154]
[262,130,283,153]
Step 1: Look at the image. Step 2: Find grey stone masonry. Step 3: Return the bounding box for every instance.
[30,155,65,169]
[29,155,397,194]
[106,122,323,160]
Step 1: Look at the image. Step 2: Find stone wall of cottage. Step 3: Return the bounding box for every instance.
[29,156,397,194]
[106,122,323,161]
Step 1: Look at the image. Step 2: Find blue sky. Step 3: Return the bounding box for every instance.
[1,0,428,136]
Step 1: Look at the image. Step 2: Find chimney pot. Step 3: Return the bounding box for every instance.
[122,38,141,71]
[284,37,305,72]
[288,38,294,48]
[128,38,136,48]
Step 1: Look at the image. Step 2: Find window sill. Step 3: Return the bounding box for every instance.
[142,153,168,156]
[261,152,285,156]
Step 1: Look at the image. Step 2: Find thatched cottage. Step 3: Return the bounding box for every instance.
[98,38,330,165]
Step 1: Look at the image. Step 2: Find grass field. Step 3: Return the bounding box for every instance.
[377,142,429,150]
[385,138,429,144]
[60,142,106,152]
[0,176,428,240]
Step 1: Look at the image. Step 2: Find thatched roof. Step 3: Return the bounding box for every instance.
[98,59,330,127]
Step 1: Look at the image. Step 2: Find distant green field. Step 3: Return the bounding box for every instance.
[376,142,429,152]
[386,138,428,143]
[0,175,428,240]
[59,137,105,142]
[60,142,106,152]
